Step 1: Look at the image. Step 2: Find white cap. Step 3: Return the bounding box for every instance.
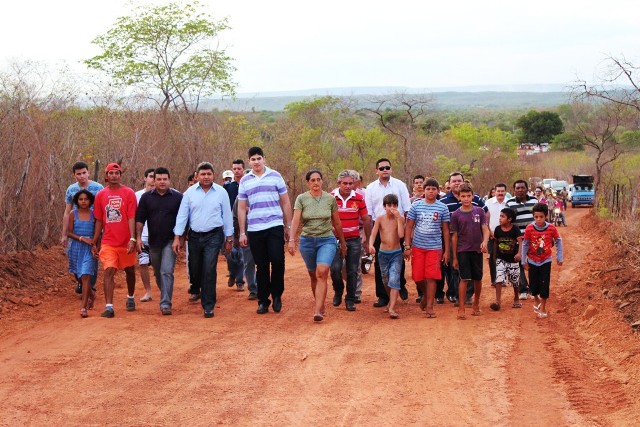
[222,170,233,179]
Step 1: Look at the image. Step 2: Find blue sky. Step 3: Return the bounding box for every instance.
[2,0,638,93]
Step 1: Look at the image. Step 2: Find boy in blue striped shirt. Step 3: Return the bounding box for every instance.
[404,178,451,318]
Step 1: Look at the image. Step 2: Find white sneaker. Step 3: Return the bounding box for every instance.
[519,292,528,300]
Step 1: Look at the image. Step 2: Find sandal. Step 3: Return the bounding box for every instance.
[537,311,548,318]
[313,313,324,322]
[490,303,500,311]
[533,303,541,313]
[140,295,153,302]
[426,311,437,318]
[389,310,399,319]
[457,314,466,320]
[87,291,95,310]
[512,302,523,309]
[472,310,483,316]
[80,308,88,318]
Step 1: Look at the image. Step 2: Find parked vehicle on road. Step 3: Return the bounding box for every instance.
[550,180,568,193]
[571,175,595,207]
[542,178,555,189]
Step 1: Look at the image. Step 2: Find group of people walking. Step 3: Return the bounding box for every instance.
[62,148,564,322]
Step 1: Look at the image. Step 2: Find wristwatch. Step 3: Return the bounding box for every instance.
[404,244,411,250]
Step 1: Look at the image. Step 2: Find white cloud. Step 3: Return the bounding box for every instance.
[2,0,639,92]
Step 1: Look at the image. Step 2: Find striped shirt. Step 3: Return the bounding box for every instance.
[331,188,367,239]
[407,199,450,250]
[237,166,288,232]
[505,196,537,232]
[440,191,487,213]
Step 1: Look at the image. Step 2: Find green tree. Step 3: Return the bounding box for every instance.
[516,110,563,145]
[550,132,585,151]
[84,1,236,112]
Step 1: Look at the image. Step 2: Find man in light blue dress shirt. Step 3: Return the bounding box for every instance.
[173,162,234,318]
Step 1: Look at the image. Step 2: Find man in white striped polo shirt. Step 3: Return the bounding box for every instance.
[238,147,293,315]
[505,179,537,300]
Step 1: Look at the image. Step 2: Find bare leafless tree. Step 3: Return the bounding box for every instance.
[573,54,640,113]
[360,92,434,181]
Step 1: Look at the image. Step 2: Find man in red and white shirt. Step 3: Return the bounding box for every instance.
[330,170,372,311]
[92,163,138,318]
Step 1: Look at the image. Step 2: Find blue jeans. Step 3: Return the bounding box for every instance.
[378,249,404,290]
[248,226,285,307]
[373,231,407,302]
[242,245,256,294]
[149,242,177,309]
[188,228,224,312]
[330,237,361,303]
[298,236,337,271]
[225,245,244,285]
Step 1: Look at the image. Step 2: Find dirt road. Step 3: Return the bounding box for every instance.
[1,208,638,426]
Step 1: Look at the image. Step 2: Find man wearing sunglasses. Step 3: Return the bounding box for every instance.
[365,158,411,307]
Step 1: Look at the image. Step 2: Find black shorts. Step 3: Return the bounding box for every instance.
[457,251,483,281]
[528,262,551,299]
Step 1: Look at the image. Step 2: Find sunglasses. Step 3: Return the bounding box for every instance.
[378,166,391,171]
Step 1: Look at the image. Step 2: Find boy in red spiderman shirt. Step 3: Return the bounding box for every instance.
[521,203,563,319]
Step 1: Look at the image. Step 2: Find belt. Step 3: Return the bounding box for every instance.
[189,226,223,236]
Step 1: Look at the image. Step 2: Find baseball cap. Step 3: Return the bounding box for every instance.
[222,170,233,179]
[105,163,122,173]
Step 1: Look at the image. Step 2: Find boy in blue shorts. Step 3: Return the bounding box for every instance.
[404,178,450,318]
[368,194,405,319]
[490,208,522,311]
[451,183,490,319]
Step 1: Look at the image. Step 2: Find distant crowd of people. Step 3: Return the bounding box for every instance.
[62,148,563,321]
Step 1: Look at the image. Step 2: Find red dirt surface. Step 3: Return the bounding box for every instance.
[0,208,639,426]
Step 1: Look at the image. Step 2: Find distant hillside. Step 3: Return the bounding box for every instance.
[203,85,571,111]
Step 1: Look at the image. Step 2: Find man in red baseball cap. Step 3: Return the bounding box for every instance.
[91,162,138,318]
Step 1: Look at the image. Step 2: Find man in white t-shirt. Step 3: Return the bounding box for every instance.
[135,168,155,302]
[364,158,411,307]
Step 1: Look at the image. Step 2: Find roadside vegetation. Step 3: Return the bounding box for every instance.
[0,1,639,254]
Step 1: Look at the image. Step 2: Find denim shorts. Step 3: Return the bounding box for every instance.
[378,249,403,290]
[299,236,337,271]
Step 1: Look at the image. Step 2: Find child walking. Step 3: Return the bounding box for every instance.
[404,178,450,318]
[451,183,489,319]
[490,208,522,311]
[521,203,563,318]
[67,189,98,318]
[369,194,405,319]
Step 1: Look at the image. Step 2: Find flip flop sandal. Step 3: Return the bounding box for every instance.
[140,295,153,302]
[512,302,523,308]
[87,292,95,310]
[80,308,88,318]
[426,311,437,318]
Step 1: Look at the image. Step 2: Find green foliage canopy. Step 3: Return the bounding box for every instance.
[516,110,563,145]
[84,1,236,112]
